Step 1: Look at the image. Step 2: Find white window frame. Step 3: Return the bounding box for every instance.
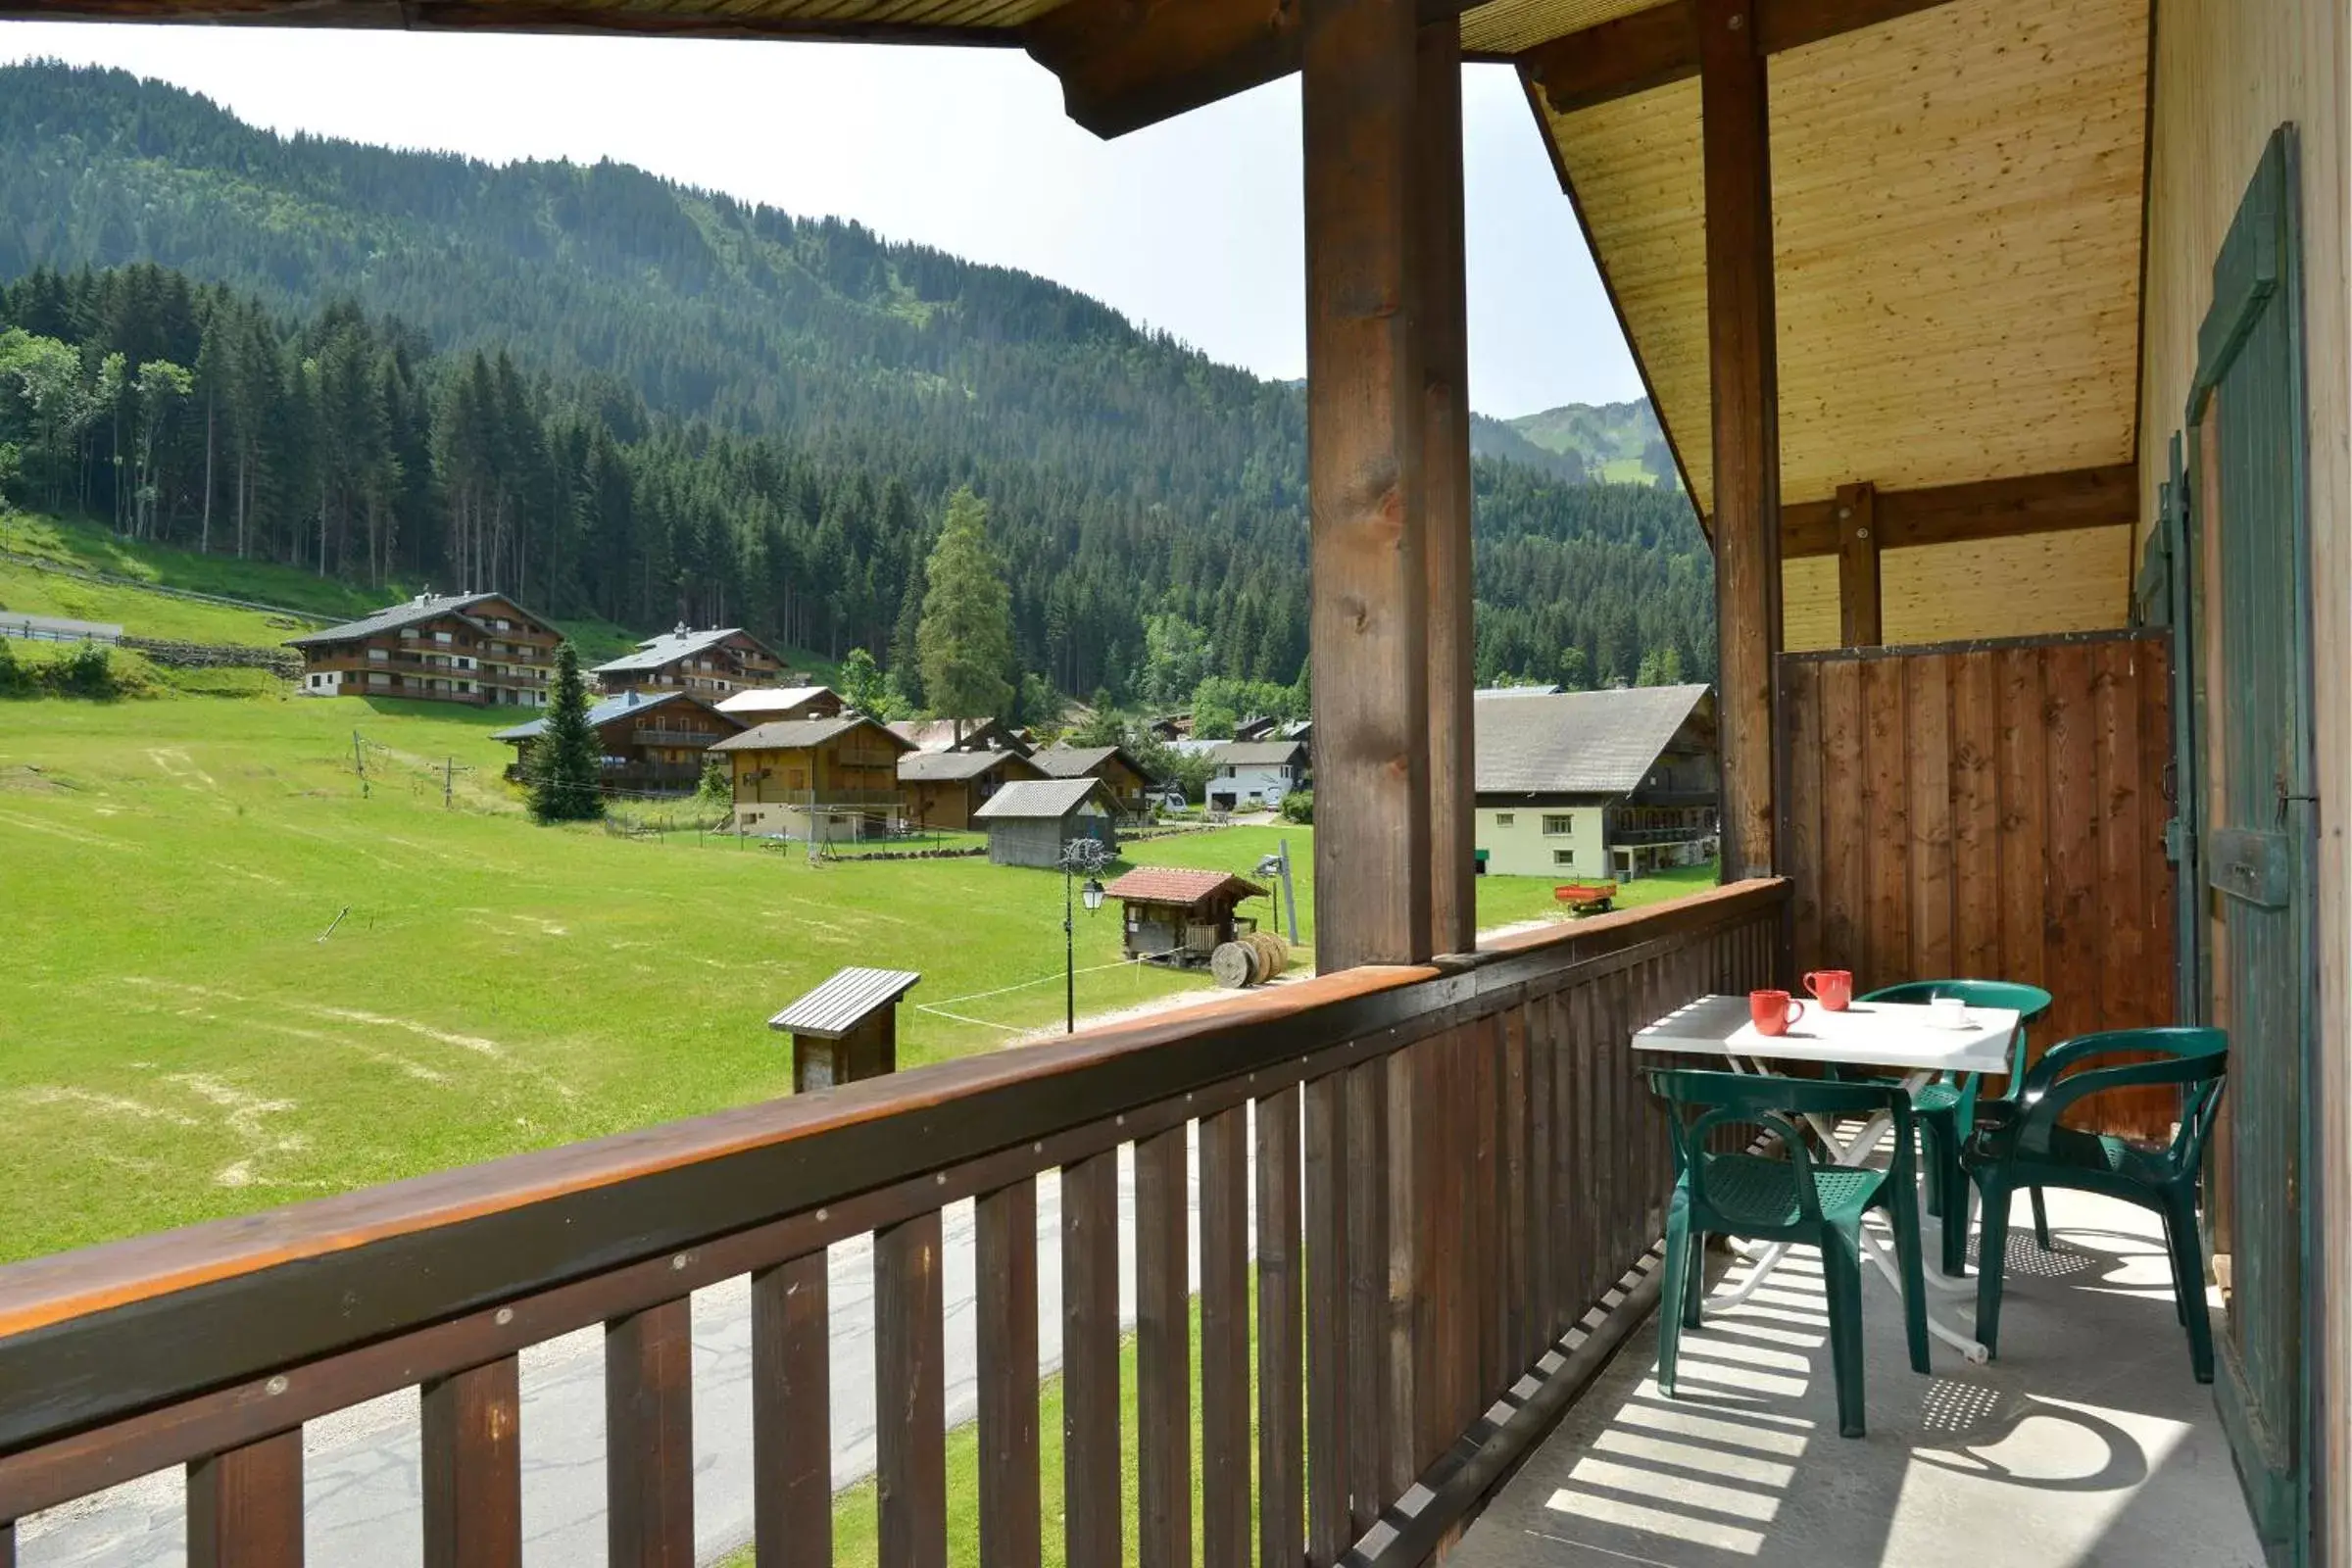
[1542,813,1574,837]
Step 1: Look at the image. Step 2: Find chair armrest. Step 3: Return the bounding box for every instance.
[2011,1054,2222,1156]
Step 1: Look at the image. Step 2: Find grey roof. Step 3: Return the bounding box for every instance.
[1476,684,1561,699]
[1475,684,1712,797]
[593,625,770,676]
[1029,743,1152,780]
[973,778,1110,821]
[898,750,1028,782]
[283,591,517,649]
[710,715,906,754]
[767,966,921,1039]
[1212,739,1307,767]
[492,688,720,744]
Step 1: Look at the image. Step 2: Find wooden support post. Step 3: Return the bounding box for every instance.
[1417,17,1477,956]
[1835,481,1882,647]
[1303,0,1433,970]
[1698,0,1783,879]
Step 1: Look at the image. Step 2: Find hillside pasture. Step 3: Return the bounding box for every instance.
[0,692,1237,1259]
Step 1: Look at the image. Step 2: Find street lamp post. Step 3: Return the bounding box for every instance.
[1061,836,1110,1033]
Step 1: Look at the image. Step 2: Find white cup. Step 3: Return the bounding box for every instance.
[1929,996,1968,1026]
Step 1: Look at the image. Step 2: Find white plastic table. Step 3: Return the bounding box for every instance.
[1633,993,2022,1364]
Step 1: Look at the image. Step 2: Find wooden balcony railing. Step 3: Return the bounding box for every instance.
[0,879,1788,1568]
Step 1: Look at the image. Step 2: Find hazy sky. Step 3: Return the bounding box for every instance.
[0,22,1642,419]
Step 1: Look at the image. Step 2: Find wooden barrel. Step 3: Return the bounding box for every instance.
[1210,941,1256,989]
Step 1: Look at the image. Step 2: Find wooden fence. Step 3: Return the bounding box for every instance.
[1779,629,2177,1136]
[0,881,1788,1568]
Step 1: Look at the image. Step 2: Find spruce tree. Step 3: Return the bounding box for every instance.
[916,488,1014,721]
[529,642,605,823]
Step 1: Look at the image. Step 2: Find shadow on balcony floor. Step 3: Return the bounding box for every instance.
[1453,1188,2262,1568]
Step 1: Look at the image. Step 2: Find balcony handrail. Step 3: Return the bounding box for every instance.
[0,878,1788,1557]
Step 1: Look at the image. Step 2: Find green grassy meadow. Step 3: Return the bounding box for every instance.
[0,691,1244,1259]
[0,527,1717,1263]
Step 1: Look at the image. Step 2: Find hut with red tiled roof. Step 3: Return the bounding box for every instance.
[1102,867,1268,965]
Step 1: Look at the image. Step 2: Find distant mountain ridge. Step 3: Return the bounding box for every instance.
[1494,399,1679,489]
[0,60,1714,696]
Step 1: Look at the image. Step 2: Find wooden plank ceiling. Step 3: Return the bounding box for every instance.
[1534,0,2150,520]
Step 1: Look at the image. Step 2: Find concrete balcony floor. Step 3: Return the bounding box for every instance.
[1455,1187,2263,1567]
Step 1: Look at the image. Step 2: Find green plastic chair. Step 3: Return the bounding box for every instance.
[1853,980,2055,1276]
[1648,1068,1931,1438]
[1961,1026,2229,1383]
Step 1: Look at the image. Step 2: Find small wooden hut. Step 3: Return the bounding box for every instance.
[767,966,920,1093]
[1102,867,1267,963]
[971,778,1118,867]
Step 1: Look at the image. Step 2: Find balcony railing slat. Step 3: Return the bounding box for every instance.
[1500,1006,1531,1375]
[1343,1056,1391,1532]
[1525,997,1558,1342]
[1059,1150,1121,1567]
[1388,1041,1432,1478]
[1136,1125,1193,1568]
[752,1251,831,1566]
[606,1298,693,1568]
[975,1179,1040,1568]
[1573,983,1604,1330]
[875,1211,947,1568]
[421,1356,521,1568]
[187,1428,303,1568]
[1302,1068,1349,1565]
[1197,1105,1250,1568]
[1,1516,12,1568]
[1253,1084,1303,1568]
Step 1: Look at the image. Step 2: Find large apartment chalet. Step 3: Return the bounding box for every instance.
[1473,685,1720,881]
[286,592,560,707]
[592,625,787,696]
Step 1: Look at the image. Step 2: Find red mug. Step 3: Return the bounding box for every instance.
[1803,969,1853,1011]
[1750,990,1807,1037]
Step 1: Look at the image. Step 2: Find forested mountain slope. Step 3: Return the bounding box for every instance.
[0,61,1713,703]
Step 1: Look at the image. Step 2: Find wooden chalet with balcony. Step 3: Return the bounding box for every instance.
[493,689,744,797]
[897,747,1045,831]
[10,2,2351,1567]
[710,714,912,840]
[1473,684,1719,880]
[591,623,788,697]
[284,591,559,707]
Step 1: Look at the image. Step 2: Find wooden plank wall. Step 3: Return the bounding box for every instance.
[1780,629,2176,1136]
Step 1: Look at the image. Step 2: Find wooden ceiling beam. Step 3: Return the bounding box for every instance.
[1025,0,1472,139]
[1524,0,1955,118]
[1778,464,2139,559]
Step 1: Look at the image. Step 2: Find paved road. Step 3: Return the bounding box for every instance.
[22,1135,1211,1567]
